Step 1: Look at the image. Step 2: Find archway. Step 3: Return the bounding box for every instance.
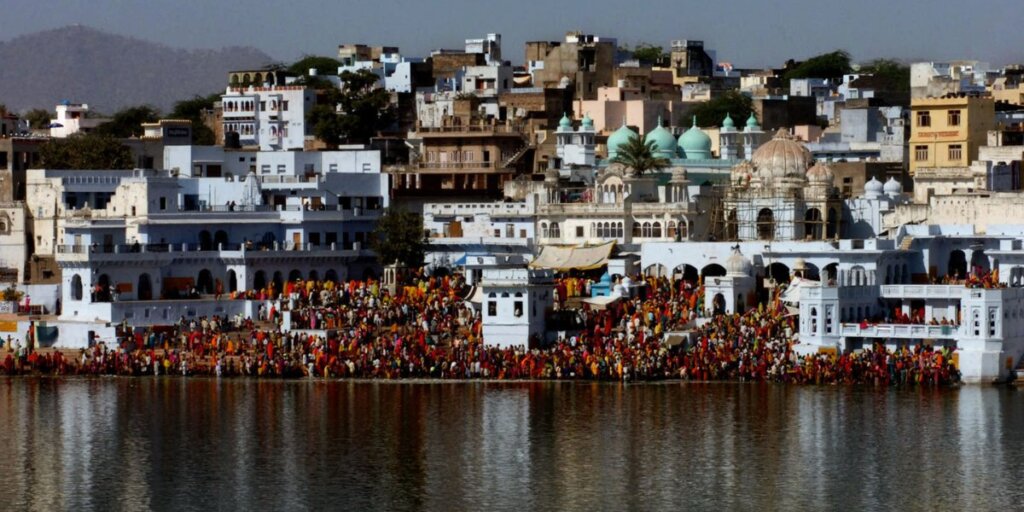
[197,269,214,294]
[970,250,990,275]
[325,269,339,283]
[199,230,213,251]
[823,263,839,283]
[261,232,276,248]
[757,208,774,240]
[71,274,83,301]
[253,270,267,291]
[712,293,726,316]
[802,262,821,281]
[214,230,229,249]
[768,262,790,284]
[227,270,238,292]
[289,269,303,282]
[804,208,823,240]
[726,210,738,240]
[308,269,319,282]
[272,271,284,291]
[701,264,727,278]
[948,250,967,279]
[138,273,153,300]
[674,264,699,284]
[826,208,838,239]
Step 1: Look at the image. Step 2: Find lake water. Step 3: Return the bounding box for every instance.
[1,378,1023,511]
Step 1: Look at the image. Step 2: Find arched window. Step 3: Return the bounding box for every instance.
[667,221,677,239]
[757,208,774,240]
[540,223,549,238]
[71,274,83,301]
[616,223,623,238]
[652,222,662,238]
[550,222,560,238]
[632,222,642,237]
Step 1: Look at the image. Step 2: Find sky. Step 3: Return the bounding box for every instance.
[2,0,1021,67]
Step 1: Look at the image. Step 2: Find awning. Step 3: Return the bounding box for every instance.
[780,276,820,304]
[581,295,621,309]
[466,285,484,304]
[529,241,615,271]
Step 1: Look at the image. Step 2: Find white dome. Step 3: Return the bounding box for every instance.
[864,176,884,198]
[806,162,834,184]
[751,130,811,181]
[726,247,753,276]
[883,177,902,196]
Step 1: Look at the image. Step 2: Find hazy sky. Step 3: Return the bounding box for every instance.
[2,0,1021,67]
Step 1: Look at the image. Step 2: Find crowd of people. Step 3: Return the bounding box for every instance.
[0,271,961,386]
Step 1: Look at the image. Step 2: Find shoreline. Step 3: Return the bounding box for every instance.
[0,373,965,388]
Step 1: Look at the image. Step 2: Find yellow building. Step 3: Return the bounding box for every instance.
[909,96,994,176]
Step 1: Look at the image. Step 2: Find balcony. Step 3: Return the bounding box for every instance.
[879,284,964,300]
[55,242,370,264]
[838,323,960,339]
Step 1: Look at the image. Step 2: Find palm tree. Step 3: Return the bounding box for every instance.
[610,133,670,177]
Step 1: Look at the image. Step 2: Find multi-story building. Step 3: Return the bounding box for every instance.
[49,102,109,138]
[908,95,995,176]
[526,32,617,100]
[221,85,314,151]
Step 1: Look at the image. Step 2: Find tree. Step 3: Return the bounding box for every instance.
[858,58,911,93]
[308,69,395,146]
[93,105,160,138]
[170,93,221,144]
[24,109,53,129]
[288,55,341,76]
[631,44,668,66]
[611,133,670,177]
[686,90,754,128]
[38,133,134,169]
[370,207,427,268]
[782,50,852,82]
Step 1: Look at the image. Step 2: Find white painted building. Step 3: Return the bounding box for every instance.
[480,264,553,348]
[221,85,314,150]
[49,102,109,138]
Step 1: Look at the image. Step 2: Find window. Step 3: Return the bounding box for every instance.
[260,101,266,111]
[261,165,271,174]
[494,229,501,238]
[487,301,497,317]
[277,164,286,174]
[514,301,523,317]
[575,226,584,238]
[550,223,560,238]
[329,163,338,172]
[914,145,929,162]
[282,101,289,111]
[159,197,167,210]
[948,144,962,161]
[520,229,526,238]
[916,111,931,127]
[947,110,961,126]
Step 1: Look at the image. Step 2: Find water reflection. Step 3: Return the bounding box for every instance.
[1,379,1024,511]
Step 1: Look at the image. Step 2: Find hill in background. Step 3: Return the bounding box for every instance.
[0,25,274,114]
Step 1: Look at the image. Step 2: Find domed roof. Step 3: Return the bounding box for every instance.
[864,176,884,198]
[883,177,902,196]
[806,162,834,184]
[581,113,594,130]
[746,113,759,129]
[679,116,712,160]
[722,113,736,130]
[644,116,677,159]
[557,113,572,130]
[751,130,811,180]
[607,122,638,159]
[726,246,753,277]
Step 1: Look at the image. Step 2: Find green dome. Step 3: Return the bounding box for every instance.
[581,113,594,130]
[746,113,759,129]
[607,122,638,159]
[678,116,712,160]
[557,113,572,131]
[722,113,735,130]
[643,116,677,159]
